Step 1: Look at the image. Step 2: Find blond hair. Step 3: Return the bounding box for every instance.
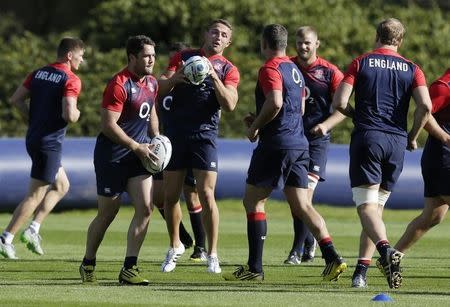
[376,18,405,46]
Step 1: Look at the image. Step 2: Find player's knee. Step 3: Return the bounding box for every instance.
[54,176,70,195]
[352,187,379,207]
[429,212,445,228]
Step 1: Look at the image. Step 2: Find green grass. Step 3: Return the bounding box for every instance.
[1,200,450,306]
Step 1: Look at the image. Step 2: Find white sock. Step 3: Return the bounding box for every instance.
[2,231,14,244]
[29,221,41,234]
[209,253,218,258]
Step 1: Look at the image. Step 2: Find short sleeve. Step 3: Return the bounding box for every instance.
[259,67,282,95]
[102,81,127,113]
[342,58,359,86]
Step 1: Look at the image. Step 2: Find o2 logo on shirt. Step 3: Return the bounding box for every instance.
[292,68,303,87]
[162,95,173,111]
[304,86,314,104]
[139,102,151,121]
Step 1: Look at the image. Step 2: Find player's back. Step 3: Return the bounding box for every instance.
[25,63,75,149]
[351,48,420,136]
[256,56,308,150]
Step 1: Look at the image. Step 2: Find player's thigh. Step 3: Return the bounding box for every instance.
[163,169,187,203]
[151,175,164,208]
[191,138,218,172]
[97,195,121,219]
[381,134,406,191]
[350,131,384,187]
[243,183,272,213]
[308,137,329,181]
[127,174,152,215]
[165,137,190,171]
[246,146,287,189]
[53,167,70,193]
[27,148,61,184]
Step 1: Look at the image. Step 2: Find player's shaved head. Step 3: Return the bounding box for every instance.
[376,18,405,47]
[295,26,318,40]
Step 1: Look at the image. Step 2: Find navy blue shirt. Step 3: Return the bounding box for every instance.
[95,68,158,162]
[23,62,81,151]
[291,56,344,140]
[164,49,240,140]
[344,48,426,137]
[255,56,308,150]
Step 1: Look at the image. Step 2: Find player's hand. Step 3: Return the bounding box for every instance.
[247,126,259,143]
[171,63,189,85]
[204,57,218,80]
[310,123,328,137]
[407,139,417,151]
[243,112,256,128]
[134,143,158,164]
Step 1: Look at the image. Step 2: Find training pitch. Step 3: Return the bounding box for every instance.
[1,200,449,306]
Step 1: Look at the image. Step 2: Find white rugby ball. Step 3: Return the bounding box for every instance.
[184,55,210,85]
[141,135,172,174]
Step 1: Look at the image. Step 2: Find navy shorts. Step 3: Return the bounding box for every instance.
[153,168,197,187]
[166,136,218,172]
[421,135,450,197]
[246,146,309,189]
[307,136,330,181]
[26,144,61,183]
[349,130,406,191]
[94,151,150,197]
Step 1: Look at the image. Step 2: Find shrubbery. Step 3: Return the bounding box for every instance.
[0,0,448,145]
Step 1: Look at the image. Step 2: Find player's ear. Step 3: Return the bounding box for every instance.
[316,39,320,49]
[67,51,73,61]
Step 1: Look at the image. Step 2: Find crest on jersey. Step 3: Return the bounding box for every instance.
[313,69,325,81]
[148,82,155,92]
[213,62,222,72]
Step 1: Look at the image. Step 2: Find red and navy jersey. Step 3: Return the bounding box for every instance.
[95,68,158,162]
[164,48,239,139]
[291,56,343,138]
[255,56,308,150]
[23,62,81,150]
[429,68,450,127]
[343,48,426,137]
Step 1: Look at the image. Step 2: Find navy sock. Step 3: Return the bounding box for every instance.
[354,259,370,276]
[376,240,391,259]
[247,212,267,273]
[189,206,205,248]
[124,256,137,269]
[318,237,339,263]
[304,230,315,248]
[291,215,308,254]
[83,257,96,267]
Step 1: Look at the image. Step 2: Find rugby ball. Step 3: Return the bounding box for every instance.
[141,135,172,174]
[184,55,210,85]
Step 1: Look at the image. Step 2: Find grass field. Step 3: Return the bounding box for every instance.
[1,200,450,306]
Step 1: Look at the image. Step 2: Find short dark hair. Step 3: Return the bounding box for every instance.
[169,42,190,53]
[57,37,85,58]
[207,19,233,32]
[262,24,288,51]
[126,35,155,61]
[376,18,405,46]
